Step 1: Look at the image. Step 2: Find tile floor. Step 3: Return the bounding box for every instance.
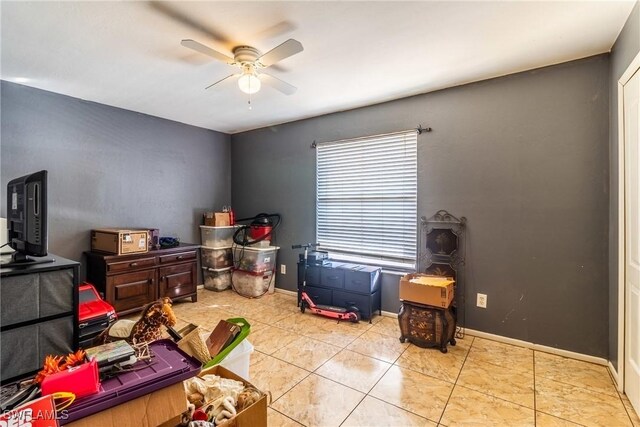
[171,289,640,427]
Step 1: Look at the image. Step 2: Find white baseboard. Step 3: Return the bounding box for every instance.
[381,310,398,318]
[465,328,608,366]
[609,361,623,391]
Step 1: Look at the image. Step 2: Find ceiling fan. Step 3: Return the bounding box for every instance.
[181,38,303,96]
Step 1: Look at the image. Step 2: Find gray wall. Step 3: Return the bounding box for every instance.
[609,1,639,370]
[232,55,610,357]
[1,81,231,270]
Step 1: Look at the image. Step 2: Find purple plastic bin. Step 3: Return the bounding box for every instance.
[64,340,201,424]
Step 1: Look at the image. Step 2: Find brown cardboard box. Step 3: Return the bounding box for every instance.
[399,273,455,308]
[64,381,187,427]
[185,365,267,427]
[91,229,149,255]
[204,212,231,227]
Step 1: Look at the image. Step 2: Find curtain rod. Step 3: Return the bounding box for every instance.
[311,125,432,149]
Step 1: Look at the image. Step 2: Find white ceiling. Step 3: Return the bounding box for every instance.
[1,1,635,134]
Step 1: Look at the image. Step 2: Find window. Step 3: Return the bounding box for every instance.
[316,130,417,269]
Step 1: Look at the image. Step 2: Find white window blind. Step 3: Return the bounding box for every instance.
[316,130,417,268]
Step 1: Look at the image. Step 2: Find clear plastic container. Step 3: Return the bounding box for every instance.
[232,270,274,298]
[233,246,279,273]
[219,339,253,380]
[200,226,237,248]
[202,267,232,291]
[201,246,233,269]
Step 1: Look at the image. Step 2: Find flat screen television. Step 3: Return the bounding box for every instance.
[2,170,51,267]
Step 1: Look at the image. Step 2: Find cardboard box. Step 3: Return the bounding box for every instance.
[183,365,267,427]
[399,273,455,308]
[64,381,186,427]
[91,229,149,255]
[204,212,231,227]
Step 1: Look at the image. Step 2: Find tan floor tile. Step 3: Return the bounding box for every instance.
[369,316,402,338]
[301,322,365,347]
[248,304,299,325]
[267,408,304,426]
[271,374,365,427]
[620,393,640,426]
[260,292,298,309]
[274,311,329,334]
[440,386,534,426]
[457,358,534,408]
[536,412,583,426]
[346,330,409,363]
[316,349,391,393]
[342,395,436,427]
[369,365,452,422]
[248,325,301,355]
[272,336,341,371]
[536,377,632,427]
[395,338,471,383]
[177,308,235,331]
[466,337,533,373]
[249,351,309,401]
[535,351,618,397]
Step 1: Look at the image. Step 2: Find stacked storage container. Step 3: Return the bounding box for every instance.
[200,226,235,291]
[232,245,280,298]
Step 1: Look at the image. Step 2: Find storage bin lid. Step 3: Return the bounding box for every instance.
[232,245,280,252]
[202,266,233,272]
[200,245,233,250]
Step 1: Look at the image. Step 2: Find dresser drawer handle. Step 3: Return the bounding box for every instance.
[130,262,138,267]
[160,276,165,281]
[177,255,184,260]
[148,278,154,284]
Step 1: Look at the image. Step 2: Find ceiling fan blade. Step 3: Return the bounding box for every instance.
[149,2,233,48]
[205,74,239,90]
[249,21,297,43]
[257,39,303,67]
[181,39,235,64]
[260,72,297,95]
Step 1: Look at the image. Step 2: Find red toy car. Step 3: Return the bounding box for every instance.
[78,282,117,348]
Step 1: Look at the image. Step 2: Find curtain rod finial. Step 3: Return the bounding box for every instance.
[417,125,432,134]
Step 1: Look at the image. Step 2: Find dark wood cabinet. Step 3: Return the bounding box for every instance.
[398,301,456,353]
[86,244,199,316]
[158,262,197,300]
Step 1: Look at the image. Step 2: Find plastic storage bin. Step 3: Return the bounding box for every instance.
[64,340,200,424]
[201,246,233,269]
[219,339,254,380]
[233,246,279,273]
[232,270,274,297]
[203,267,232,291]
[200,226,237,248]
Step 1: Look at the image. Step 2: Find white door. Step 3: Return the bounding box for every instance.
[625,67,640,414]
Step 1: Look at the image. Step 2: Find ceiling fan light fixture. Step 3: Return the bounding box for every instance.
[238,73,261,94]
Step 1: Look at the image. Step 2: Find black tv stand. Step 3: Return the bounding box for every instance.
[0,253,55,268]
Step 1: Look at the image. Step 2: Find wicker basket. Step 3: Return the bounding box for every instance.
[177,324,212,364]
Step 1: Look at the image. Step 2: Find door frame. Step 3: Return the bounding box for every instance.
[616,51,640,392]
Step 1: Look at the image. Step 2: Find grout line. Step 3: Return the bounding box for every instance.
[617,390,637,426]
[269,407,305,426]
[436,335,474,425]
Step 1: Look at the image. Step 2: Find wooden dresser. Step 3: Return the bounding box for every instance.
[398,301,456,353]
[85,243,199,316]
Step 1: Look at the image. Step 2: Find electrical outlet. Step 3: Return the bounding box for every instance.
[280,264,286,275]
[477,293,487,308]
